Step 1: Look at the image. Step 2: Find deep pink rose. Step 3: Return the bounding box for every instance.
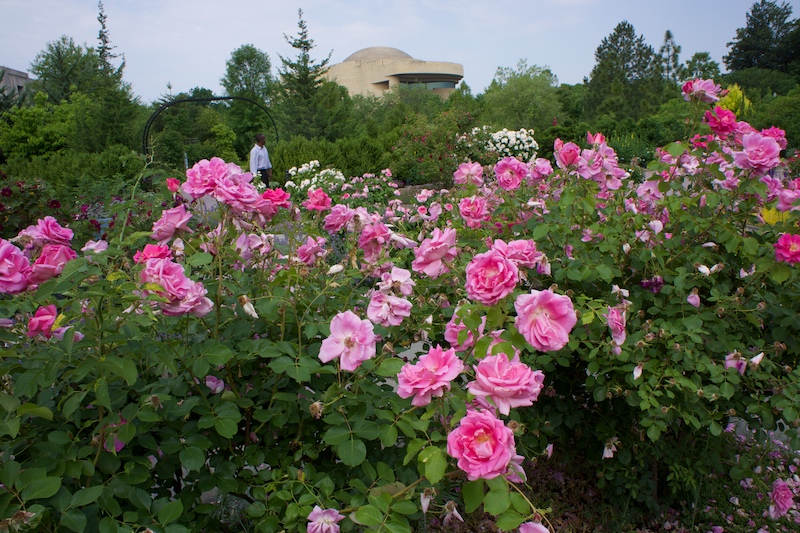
[318,310,376,372]
[324,204,356,233]
[774,233,800,264]
[297,236,328,266]
[367,291,412,327]
[161,281,214,317]
[183,157,228,198]
[514,289,577,352]
[133,244,172,264]
[444,309,486,352]
[459,196,491,229]
[412,228,457,278]
[465,250,519,306]
[490,239,542,269]
[704,106,737,137]
[397,345,464,406]
[733,132,781,175]
[0,239,32,294]
[262,187,292,209]
[682,78,721,103]
[35,216,73,246]
[453,162,484,186]
[493,157,528,191]
[27,304,57,339]
[165,177,181,193]
[768,478,794,518]
[151,204,193,243]
[446,409,516,480]
[303,187,332,212]
[213,174,269,216]
[307,506,344,533]
[761,126,787,150]
[467,352,545,415]
[554,140,582,169]
[29,244,78,284]
[140,257,192,300]
[358,222,392,264]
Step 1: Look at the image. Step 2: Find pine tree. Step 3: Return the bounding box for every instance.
[724,0,797,72]
[658,30,683,85]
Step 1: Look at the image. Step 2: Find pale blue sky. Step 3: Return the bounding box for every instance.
[2,0,799,103]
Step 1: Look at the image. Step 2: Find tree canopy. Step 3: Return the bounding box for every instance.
[724,0,800,73]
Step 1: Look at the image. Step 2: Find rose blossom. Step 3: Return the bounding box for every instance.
[467,352,545,415]
[444,310,486,352]
[81,240,108,254]
[396,345,464,406]
[165,177,181,192]
[453,162,484,186]
[458,196,491,229]
[733,132,781,175]
[133,244,172,264]
[0,239,32,294]
[24,216,74,247]
[446,409,516,480]
[412,228,457,278]
[160,281,213,317]
[704,106,737,137]
[514,289,577,352]
[318,310,376,372]
[377,267,415,296]
[554,139,582,169]
[140,257,213,317]
[29,244,78,285]
[307,506,344,533]
[151,204,193,243]
[27,304,58,339]
[358,222,392,264]
[183,157,228,198]
[465,250,519,306]
[724,353,746,375]
[519,522,549,533]
[774,233,800,264]
[323,204,355,233]
[205,376,225,394]
[490,239,542,269]
[604,306,627,347]
[529,158,553,180]
[296,236,328,266]
[768,478,794,518]
[682,78,722,103]
[366,291,412,327]
[493,157,528,191]
[303,187,332,212]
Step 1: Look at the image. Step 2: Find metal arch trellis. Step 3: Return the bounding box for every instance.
[141,95,278,156]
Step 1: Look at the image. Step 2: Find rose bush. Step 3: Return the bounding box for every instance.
[0,79,799,532]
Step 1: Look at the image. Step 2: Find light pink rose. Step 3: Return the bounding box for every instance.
[465,250,519,306]
[324,204,355,233]
[29,244,78,285]
[554,139,582,169]
[318,310,376,372]
[213,175,272,218]
[81,240,108,254]
[140,257,192,301]
[0,239,32,294]
[776,188,800,212]
[205,375,225,394]
[183,157,228,198]
[514,289,577,352]
[133,244,172,264]
[151,205,193,243]
[358,222,392,264]
[459,196,491,229]
[307,506,344,533]
[297,236,328,266]
[774,233,800,264]
[687,293,700,308]
[467,352,545,415]
[682,78,721,103]
[446,409,516,480]
[411,228,457,278]
[768,478,794,518]
[33,216,73,246]
[366,291,412,327]
[761,126,787,150]
[444,310,486,352]
[52,326,83,343]
[377,267,415,296]
[27,304,58,339]
[604,306,627,347]
[520,521,549,533]
[303,187,332,212]
[453,162,484,186]
[724,353,746,375]
[161,281,214,317]
[396,345,464,406]
[493,157,528,191]
[529,158,553,180]
[733,132,781,175]
[490,239,542,269]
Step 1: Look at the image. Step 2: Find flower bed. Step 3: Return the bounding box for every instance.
[0,79,798,532]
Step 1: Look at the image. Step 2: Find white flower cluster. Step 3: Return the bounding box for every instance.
[486,128,539,162]
[284,161,346,198]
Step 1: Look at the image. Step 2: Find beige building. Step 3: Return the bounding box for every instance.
[0,66,31,95]
[325,47,463,98]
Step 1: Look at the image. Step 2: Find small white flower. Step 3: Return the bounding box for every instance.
[697,264,711,276]
[633,363,643,380]
[327,264,344,275]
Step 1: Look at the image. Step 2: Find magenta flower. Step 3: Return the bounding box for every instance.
[467,352,545,415]
[682,78,722,103]
[396,345,464,406]
[133,244,172,264]
[205,375,225,394]
[183,157,228,198]
[366,291,412,327]
[493,157,528,191]
[774,233,800,264]
[554,139,582,169]
[165,177,181,193]
[140,257,213,317]
[768,478,794,518]
[307,506,344,533]
[358,222,392,264]
[733,132,781,175]
[0,239,31,294]
[323,204,355,233]
[29,244,77,285]
[411,228,457,278]
[446,409,516,480]
[297,236,328,266]
[453,162,484,186]
[704,106,737,137]
[318,311,376,372]
[27,304,58,339]
[490,238,543,269]
[514,289,577,352]
[303,187,332,212]
[465,250,519,306]
[604,306,627,348]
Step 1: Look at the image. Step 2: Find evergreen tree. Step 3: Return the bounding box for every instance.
[658,30,683,86]
[724,0,798,72]
[683,52,721,81]
[29,36,100,103]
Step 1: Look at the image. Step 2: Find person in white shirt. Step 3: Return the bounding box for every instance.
[249,134,272,187]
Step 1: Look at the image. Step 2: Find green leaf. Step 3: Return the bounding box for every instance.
[17,403,53,420]
[392,500,418,515]
[483,488,510,515]
[771,264,792,284]
[21,477,62,502]
[60,509,88,533]
[495,510,526,531]
[379,424,398,447]
[354,505,384,527]
[94,378,111,409]
[418,447,447,484]
[158,500,184,526]
[719,382,735,399]
[376,358,405,377]
[403,438,426,465]
[203,342,234,366]
[647,424,662,442]
[214,418,238,438]
[337,439,366,466]
[186,252,213,266]
[532,223,550,241]
[462,480,485,513]
[0,392,20,413]
[71,486,104,507]
[180,447,205,472]
[352,420,381,440]
[0,418,20,438]
[323,426,352,446]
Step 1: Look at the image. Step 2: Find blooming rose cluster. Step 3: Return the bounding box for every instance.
[139,257,213,317]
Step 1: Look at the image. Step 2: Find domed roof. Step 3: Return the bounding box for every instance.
[343,47,413,62]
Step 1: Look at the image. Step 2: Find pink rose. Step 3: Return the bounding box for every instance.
[493,157,528,191]
[459,196,491,229]
[205,375,225,394]
[366,291,412,327]
[307,506,344,533]
[27,304,58,339]
[490,239,542,269]
[297,236,328,266]
[453,162,484,186]
[467,352,545,415]
[761,126,787,150]
[29,244,78,285]
[704,106,737,137]
[682,78,721,103]
[81,240,108,254]
[604,306,627,347]
[213,174,269,216]
[529,158,553,180]
[397,345,464,406]
[183,157,228,198]
[133,244,172,264]
[514,289,577,352]
[165,177,181,193]
[412,228,457,278]
[444,310,486,352]
[160,281,214,317]
[0,239,32,294]
[151,205,193,244]
[554,140,582,169]
[140,257,192,301]
[733,132,781,175]
[774,233,800,264]
[520,522,549,533]
[724,353,746,375]
[303,187,332,212]
[34,216,74,246]
[465,250,519,306]
[358,222,392,264]
[777,188,800,212]
[687,292,701,308]
[768,478,794,518]
[324,204,355,233]
[262,187,292,209]
[318,310,376,372]
[446,409,516,480]
[377,267,415,296]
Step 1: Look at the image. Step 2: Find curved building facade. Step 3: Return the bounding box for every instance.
[325,46,463,98]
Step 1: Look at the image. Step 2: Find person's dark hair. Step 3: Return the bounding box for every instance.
[255,133,266,143]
